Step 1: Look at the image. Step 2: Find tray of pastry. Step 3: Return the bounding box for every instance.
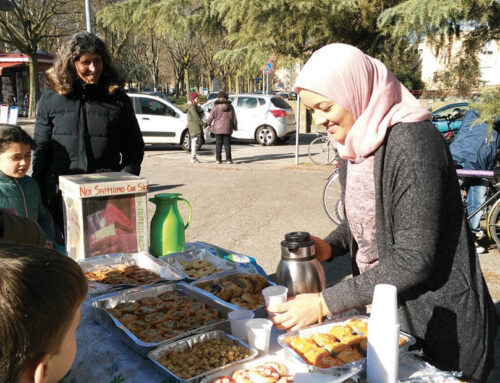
[277,316,415,376]
[148,330,258,383]
[80,252,183,295]
[159,248,237,280]
[200,353,309,383]
[189,271,273,312]
[88,282,232,353]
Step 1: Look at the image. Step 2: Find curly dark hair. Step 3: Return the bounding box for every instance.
[50,31,125,95]
[0,124,34,153]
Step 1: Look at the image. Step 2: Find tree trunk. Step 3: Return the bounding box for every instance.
[28,54,41,119]
[185,67,190,99]
[235,76,240,93]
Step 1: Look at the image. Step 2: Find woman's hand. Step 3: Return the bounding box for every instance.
[310,235,333,261]
[267,293,330,332]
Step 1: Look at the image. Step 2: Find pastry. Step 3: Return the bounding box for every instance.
[241,292,263,308]
[179,316,203,330]
[212,377,235,383]
[340,334,364,346]
[144,311,168,325]
[288,337,318,354]
[115,301,140,313]
[156,320,178,332]
[346,319,368,335]
[230,297,253,310]
[139,328,166,343]
[259,362,288,376]
[156,300,179,312]
[336,346,364,364]
[220,281,243,299]
[118,313,138,324]
[315,354,344,368]
[126,319,150,333]
[167,308,189,321]
[328,325,354,341]
[183,301,206,315]
[232,369,253,383]
[134,305,157,317]
[248,365,281,383]
[311,333,347,354]
[247,274,269,292]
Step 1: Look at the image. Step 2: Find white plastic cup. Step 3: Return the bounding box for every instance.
[261,285,288,306]
[246,318,273,352]
[228,310,255,342]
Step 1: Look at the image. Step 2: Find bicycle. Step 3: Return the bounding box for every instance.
[323,167,344,225]
[456,169,500,249]
[308,133,339,165]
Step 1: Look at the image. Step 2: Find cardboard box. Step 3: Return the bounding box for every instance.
[59,172,148,260]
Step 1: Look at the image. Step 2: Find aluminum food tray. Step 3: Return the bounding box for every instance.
[277,315,416,377]
[188,270,274,315]
[79,252,183,296]
[159,248,237,280]
[88,282,232,355]
[200,353,309,383]
[148,330,258,383]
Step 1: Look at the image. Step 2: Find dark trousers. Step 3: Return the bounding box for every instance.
[215,134,232,162]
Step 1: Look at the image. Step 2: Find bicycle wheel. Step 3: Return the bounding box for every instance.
[309,136,338,165]
[323,171,343,224]
[486,198,500,249]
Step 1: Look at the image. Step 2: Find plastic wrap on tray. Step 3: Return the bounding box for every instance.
[277,316,416,377]
[148,330,258,383]
[79,252,183,295]
[189,270,274,312]
[159,248,239,279]
[200,353,309,383]
[88,282,233,351]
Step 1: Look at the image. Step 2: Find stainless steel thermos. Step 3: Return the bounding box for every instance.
[276,231,326,296]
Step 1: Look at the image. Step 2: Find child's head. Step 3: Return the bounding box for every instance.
[0,243,88,383]
[0,124,34,178]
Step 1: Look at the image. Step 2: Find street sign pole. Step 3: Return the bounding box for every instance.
[85,0,93,33]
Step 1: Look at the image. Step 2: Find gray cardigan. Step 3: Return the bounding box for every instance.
[323,121,497,381]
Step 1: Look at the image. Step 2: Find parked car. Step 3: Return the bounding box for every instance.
[127,93,214,151]
[431,102,470,140]
[202,93,296,145]
[141,91,176,104]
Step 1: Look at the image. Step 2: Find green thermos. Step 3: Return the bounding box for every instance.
[149,193,192,257]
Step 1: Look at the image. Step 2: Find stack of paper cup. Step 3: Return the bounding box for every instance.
[367,284,400,383]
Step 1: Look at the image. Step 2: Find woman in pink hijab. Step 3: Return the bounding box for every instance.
[267,44,497,381]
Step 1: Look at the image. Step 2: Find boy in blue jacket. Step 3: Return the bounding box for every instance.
[0,124,54,242]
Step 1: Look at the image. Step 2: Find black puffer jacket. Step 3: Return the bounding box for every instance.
[33,80,145,204]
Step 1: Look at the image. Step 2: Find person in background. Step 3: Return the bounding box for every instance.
[186,92,205,164]
[33,31,144,240]
[0,124,54,243]
[450,108,500,254]
[267,43,497,382]
[205,90,237,164]
[0,242,88,383]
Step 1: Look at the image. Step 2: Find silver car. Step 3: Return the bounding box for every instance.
[202,94,296,145]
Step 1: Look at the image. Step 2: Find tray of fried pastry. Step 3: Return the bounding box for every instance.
[189,270,273,312]
[148,330,258,383]
[159,248,238,280]
[88,282,232,354]
[278,316,415,376]
[200,353,309,383]
[80,252,183,295]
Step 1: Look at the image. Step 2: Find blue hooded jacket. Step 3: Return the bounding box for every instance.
[449,109,500,170]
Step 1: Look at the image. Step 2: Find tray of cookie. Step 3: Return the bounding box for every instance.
[188,271,274,313]
[148,330,258,383]
[88,282,233,354]
[159,248,237,280]
[200,353,309,383]
[80,252,184,296]
[277,316,415,376]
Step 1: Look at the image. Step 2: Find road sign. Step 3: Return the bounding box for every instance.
[264,61,274,74]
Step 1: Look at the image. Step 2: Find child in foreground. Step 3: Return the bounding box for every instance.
[0,243,88,383]
[0,124,54,242]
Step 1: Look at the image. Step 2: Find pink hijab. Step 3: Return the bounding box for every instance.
[294,44,430,161]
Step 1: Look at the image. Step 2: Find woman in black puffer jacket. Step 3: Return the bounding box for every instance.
[33,31,144,237]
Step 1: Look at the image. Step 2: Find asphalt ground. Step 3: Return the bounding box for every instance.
[19,119,499,382]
